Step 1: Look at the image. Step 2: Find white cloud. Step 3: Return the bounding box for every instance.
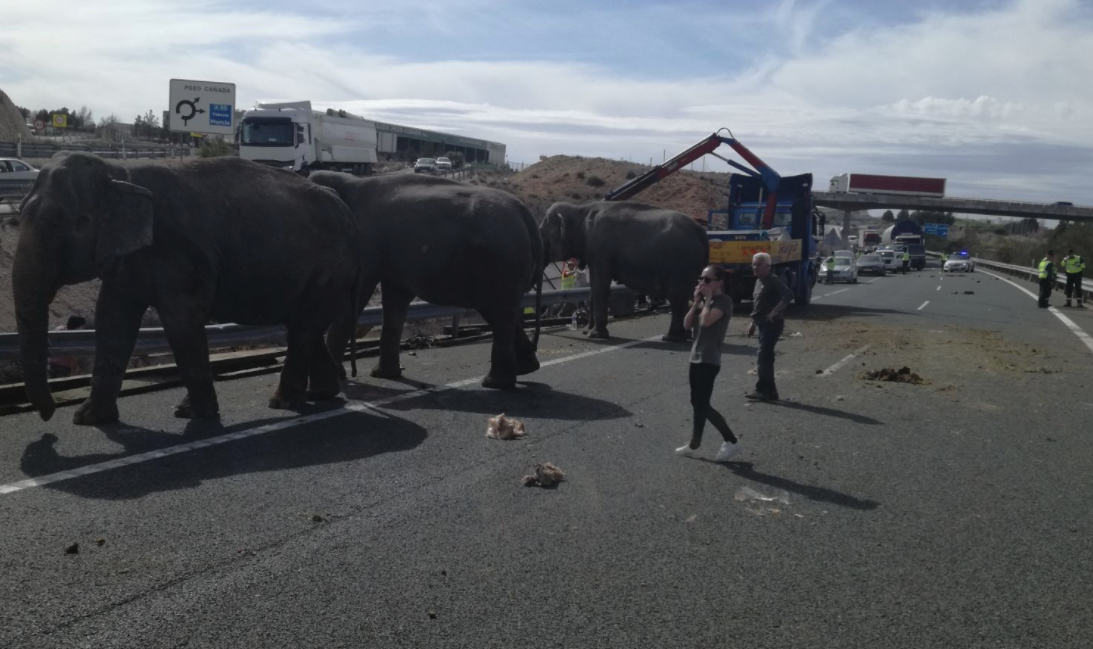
[2,0,1093,203]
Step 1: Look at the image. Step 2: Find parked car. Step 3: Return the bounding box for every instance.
[1052,201,1074,207]
[856,254,886,276]
[0,158,40,181]
[435,157,453,171]
[413,158,438,173]
[877,249,899,272]
[831,255,858,283]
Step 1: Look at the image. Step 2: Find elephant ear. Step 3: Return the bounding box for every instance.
[99,179,154,268]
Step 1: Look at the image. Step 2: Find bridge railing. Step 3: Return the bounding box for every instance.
[0,286,626,361]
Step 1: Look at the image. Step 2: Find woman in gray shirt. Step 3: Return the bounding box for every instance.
[676,265,741,462]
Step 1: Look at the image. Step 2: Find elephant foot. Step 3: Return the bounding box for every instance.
[73,399,119,426]
[481,374,517,390]
[173,395,220,420]
[587,329,610,340]
[268,391,307,410]
[306,388,342,402]
[335,365,348,381]
[661,332,690,344]
[370,365,404,379]
[515,354,541,376]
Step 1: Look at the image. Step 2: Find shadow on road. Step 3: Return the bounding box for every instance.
[344,379,632,421]
[760,398,884,425]
[709,460,881,511]
[19,406,427,500]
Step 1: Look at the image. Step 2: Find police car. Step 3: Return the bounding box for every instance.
[943,251,975,273]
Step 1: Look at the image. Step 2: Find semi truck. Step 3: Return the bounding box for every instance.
[605,130,818,305]
[829,173,946,198]
[881,220,927,270]
[238,101,378,175]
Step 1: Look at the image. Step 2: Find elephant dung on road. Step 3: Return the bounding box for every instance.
[309,171,543,389]
[541,200,709,341]
[13,153,360,425]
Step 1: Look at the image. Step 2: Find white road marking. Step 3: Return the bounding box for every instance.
[824,288,851,297]
[819,345,872,377]
[917,301,930,311]
[0,335,662,496]
[936,285,942,291]
[979,269,1093,356]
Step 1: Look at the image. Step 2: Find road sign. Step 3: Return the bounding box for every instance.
[168,79,236,135]
[34,120,44,131]
[923,223,949,237]
[51,114,67,128]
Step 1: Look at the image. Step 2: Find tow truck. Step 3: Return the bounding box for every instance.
[605,129,819,305]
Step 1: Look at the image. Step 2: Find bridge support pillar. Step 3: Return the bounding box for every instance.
[842,210,852,246]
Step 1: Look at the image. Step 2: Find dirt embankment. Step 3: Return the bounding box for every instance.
[472,155,731,222]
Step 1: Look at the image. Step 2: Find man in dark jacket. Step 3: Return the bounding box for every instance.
[746,253,795,401]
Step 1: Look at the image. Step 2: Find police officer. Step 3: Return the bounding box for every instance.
[824,256,835,284]
[1038,250,1057,309]
[1061,248,1086,308]
[901,248,910,274]
[561,259,578,291]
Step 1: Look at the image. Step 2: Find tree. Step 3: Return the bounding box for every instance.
[881,210,895,223]
[16,106,30,120]
[896,209,911,221]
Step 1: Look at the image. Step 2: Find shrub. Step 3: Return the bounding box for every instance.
[625,170,637,180]
[576,171,586,179]
[585,175,606,188]
[198,139,233,158]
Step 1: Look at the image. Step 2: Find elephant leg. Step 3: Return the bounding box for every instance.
[73,285,147,426]
[326,273,380,380]
[514,320,540,375]
[662,295,691,343]
[588,270,612,339]
[481,307,519,389]
[373,282,414,379]
[270,323,312,410]
[157,304,220,420]
[307,333,342,401]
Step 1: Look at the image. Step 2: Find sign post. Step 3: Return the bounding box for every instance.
[168,79,236,136]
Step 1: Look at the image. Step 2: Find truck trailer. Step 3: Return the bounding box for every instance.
[238,101,379,175]
[829,173,946,198]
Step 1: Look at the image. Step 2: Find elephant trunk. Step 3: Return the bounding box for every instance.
[13,247,59,421]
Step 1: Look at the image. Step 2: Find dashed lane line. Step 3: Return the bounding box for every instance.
[936,285,942,291]
[0,335,663,497]
[819,345,872,377]
[979,269,1093,356]
[917,301,930,311]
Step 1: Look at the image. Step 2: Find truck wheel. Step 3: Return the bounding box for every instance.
[794,278,812,306]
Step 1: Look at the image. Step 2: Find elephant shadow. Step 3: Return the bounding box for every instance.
[19,407,427,501]
[341,379,632,421]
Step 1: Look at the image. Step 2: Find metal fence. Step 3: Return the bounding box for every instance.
[0,141,189,161]
[0,286,625,361]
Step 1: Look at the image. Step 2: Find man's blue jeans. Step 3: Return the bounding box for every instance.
[756,317,785,397]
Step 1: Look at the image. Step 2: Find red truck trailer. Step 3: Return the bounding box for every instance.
[829,173,946,198]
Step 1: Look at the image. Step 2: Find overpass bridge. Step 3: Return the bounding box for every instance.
[812,190,1093,224]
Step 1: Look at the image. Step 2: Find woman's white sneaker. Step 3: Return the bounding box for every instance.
[675,444,701,458]
[714,441,741,462]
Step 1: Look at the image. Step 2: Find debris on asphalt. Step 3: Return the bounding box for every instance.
[834,395,845,401]
[788,332,803,338]
[862,367,928,384]
[404,334,438,350]
[96,538,106,546]
[428,610,437,620]
[815,369,823,374]
[734,486,790,505]
[964,291,975,295]
[311,514,324,523]
[634,422,644,428]
[486,413,526,440]
[523,462,565,488]
[64,543,79,555]
[684,514,697,523]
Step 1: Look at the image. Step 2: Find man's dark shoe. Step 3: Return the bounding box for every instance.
[745,391,770,402]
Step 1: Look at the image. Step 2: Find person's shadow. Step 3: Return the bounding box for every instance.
[702,460,881,510]
[19,404,427,500]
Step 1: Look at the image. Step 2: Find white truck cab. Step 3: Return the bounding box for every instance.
[238,101,378,175]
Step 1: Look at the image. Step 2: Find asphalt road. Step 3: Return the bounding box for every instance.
[1,262,1091,648]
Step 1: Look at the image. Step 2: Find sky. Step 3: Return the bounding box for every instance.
[2,0,1092,206]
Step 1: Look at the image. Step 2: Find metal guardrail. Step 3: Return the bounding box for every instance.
[0,142,188,160]
[0,179,35,202]
[928,252,1091,296]
[0,286,617,361]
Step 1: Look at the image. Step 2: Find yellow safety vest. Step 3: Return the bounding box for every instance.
[902,252,910,261]
[561,271,577,290]
[1064,255,1085,274]
[824,259,835,270]
[1038,258,1052,279]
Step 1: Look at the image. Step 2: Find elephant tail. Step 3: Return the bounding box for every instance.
[532,267,543,350]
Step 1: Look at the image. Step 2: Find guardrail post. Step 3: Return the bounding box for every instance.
[450,314,462,340]
[16,135,21,159]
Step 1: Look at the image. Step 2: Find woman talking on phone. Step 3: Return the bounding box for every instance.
[675,265,741,462]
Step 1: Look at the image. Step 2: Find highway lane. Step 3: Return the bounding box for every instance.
[1,263,1092,648]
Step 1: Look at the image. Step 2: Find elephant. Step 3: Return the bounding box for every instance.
[13,153,360,425]
[540,201,709,342]
[308,171,543,389]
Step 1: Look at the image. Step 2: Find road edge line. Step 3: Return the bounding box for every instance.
[978,269,1093,356]
[819,344,872,377]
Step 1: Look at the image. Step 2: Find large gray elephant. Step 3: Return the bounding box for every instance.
[540,201,709,341]
[309,171,543,389]
[13,153,359,425]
